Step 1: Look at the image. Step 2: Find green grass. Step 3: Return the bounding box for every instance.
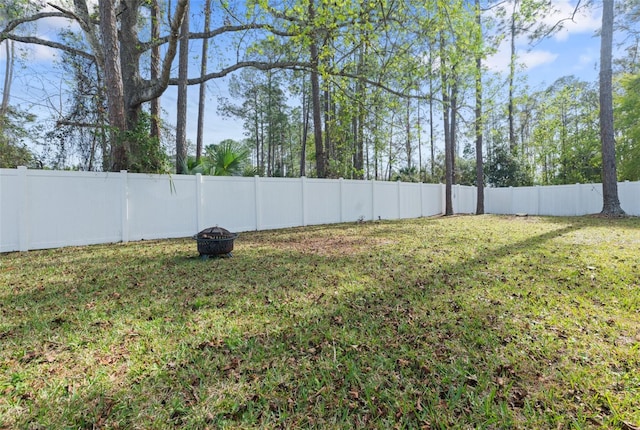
[1,215,639,429]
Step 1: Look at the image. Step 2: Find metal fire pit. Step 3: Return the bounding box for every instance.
[193,226,238,258]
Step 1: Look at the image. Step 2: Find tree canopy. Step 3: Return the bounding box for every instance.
[1,0,639,214]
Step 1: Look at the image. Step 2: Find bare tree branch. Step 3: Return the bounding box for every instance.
[0,12,69,39]
[132,0,188,106]
[534,0,584,43]
[137,23,299,53]
[0,35,94,60]
[167,61,310,86]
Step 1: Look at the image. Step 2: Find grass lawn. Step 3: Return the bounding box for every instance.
[1,215,639,429]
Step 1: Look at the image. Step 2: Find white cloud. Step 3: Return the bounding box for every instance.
[485,47,558,73]
[520,50,559,68]
[483,1,599,75]
[16,42,60,63]
[484,0,600,42]
[544,0,601,41]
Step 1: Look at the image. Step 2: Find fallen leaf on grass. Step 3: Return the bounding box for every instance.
[621,421,640,430]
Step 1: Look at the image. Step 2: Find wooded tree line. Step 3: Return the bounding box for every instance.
[1,0,638,215]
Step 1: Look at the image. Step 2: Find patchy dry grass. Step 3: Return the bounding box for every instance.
[1,215,639,429]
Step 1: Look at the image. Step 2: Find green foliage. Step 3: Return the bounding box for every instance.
[391,166,420,182]
[0,109,36,168]
[0,139,34,168]
[529,77,601,185]
[180,140,250,176]
[455,157,478,186]
[218,69,295,177]
[198,139,249,176]
[125,112,170,174]
[485,145,533,187]
[204,140,250,176]
[616,73,640,180]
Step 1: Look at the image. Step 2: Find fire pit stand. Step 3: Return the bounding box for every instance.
[192,226,238,259]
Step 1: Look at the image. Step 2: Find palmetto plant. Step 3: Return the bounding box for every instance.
[207,140,249,176]
[181,140,250,176]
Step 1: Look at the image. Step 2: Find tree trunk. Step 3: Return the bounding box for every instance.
[428,52,435,180]
[450,75,458,185]
[309,11,325,176]
[440,32,453,215]
[508,0,517,154]
[599,0,624,215]
[353,48,365,179]
[175,0,190,174]
[323,86,332,175]
[196,0,212,165]
[475,0,484,215]
[98,0,128,171]
[1,40,13,117]
[406,97,412,171]
[150,0,161,141]
[300,80,309,177]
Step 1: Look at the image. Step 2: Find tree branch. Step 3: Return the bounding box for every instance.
[0,12,69,39]
[1,35,94,60]
[167,61,310,86]
[533,0,584,43]
[138,23,298,53]
[132,0,188,106]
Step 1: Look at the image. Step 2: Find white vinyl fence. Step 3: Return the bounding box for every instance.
[1,167,639,252]
[0,167,445,252]
[484,182,640,216]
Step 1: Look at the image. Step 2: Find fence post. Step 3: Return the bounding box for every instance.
[120,170,129,243]
[575,183,581,216]
[254,175,262,231]
[195,173,203,231]
[301,176,307,227]
[419,182,424,217]
[371,179,376,220]
[395,181,401,219]
[339,178,345,222]
[17,166,29,252]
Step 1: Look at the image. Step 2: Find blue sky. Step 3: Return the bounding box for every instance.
[484,0,602,88]
[1,0,605,153]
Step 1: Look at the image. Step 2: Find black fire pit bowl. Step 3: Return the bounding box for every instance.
[193,226,238,259]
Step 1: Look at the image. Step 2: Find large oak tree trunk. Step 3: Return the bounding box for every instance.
[98,0,128,171]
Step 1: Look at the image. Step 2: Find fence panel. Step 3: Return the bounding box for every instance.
[200,176,257,232]
[619,181,640,215]
[0,169,21,252]
[127,173,196,241]
[453,185,476,214]
[28,170,122,250]
[485,187,512,215]
[4,167,640,253]
[421,184,444,216]
[305,179,342,225]
[340,179,372,222]
[577,184,604,215]
[258,178,304,230]
[372,181,400,220]
[399,182,422,219]
[510,186,540,215]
